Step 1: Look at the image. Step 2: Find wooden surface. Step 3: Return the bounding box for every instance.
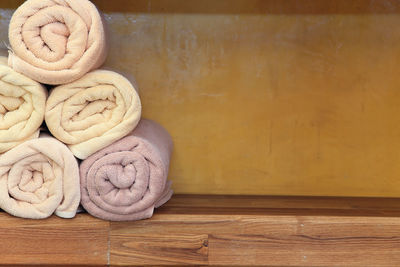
[2,1,400,196]
[4,0,400,13]
[0,213,109,265]
[1,195,400,266]
[111,214,400,266]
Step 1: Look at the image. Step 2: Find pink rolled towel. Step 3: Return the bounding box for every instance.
[80,119,173,221]
[8,0,108,85]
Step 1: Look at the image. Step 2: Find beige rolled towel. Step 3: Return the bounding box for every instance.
[0,56,46,153]
[0,135,80,219]
[8,0,108,85]
[45,69,142,160]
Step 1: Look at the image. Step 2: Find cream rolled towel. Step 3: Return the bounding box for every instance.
[0,56,46,153]
[8,0,108,85]
[80,119,173,221]
[45,69,142,160]
[0,135,80,219]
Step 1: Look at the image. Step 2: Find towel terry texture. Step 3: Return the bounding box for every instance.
[0,135,80,219]
[45,69,142,160]
[80,119,173,221]
[0,56,46,153]
[8,0,108,85]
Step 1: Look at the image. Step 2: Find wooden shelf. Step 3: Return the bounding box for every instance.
[1,194,400,266]
[3,0,400,13]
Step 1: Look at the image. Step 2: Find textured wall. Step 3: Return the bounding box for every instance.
[2,1,400,196]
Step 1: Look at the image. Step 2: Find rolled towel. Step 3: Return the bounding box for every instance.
[8,0,108,85]
[45,69,141,159]
[0,56,46,153]
[0,135,80,219]
[80,119,173,221]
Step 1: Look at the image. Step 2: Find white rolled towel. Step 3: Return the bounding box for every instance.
[45,70,142,159]
[0,56,46,153]
[0,136,80,219]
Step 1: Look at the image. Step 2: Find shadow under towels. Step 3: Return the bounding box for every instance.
[80,119,173,221]
[0,136,80,219]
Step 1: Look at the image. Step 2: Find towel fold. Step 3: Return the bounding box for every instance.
[0,135,80,219]
[80,119,173,221]
[0,56,46,153]
[45,69,141,159]
[8,0,108,85]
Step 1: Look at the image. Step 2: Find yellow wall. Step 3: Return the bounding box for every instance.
[2,1,400,196]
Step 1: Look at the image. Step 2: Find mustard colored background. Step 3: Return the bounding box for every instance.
[2,0,400,196]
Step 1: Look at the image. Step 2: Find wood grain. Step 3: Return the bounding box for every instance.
[0,213,109,265]
[111,233,209,265]
[209,216,400,266]
[110,213,400,266]
[110,195,400,266]
[1,195,400,265]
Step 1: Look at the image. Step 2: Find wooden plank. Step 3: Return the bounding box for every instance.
[209,216,400,266]
[111,195,400,266]
[110,213,400,266]
[4,0,400,14]
[0,195,400,265]
[92,0,400,13]
[0,213,109,265]
[111,233,209,265]
[0,0,24,9]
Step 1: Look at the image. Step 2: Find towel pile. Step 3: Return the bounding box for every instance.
[0,0,173,221]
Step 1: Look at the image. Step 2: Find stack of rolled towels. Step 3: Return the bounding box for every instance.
[0,0,173,221]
